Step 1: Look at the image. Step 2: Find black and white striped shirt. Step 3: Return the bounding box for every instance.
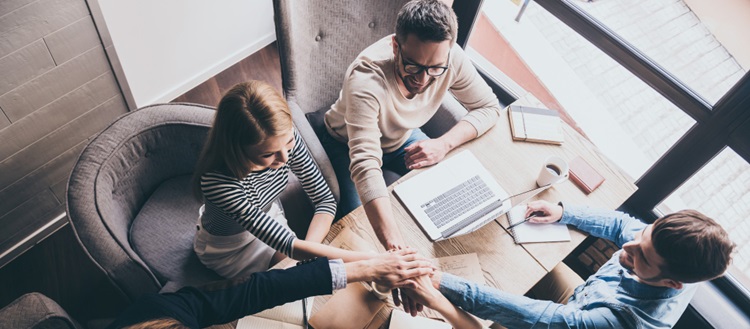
[200,129,337,257]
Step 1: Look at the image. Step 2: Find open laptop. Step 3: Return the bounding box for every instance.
[394,150,512,241]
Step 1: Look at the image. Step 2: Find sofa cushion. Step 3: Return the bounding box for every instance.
[304,108,329,141]
[0,293,81,329]
[130,175,222,288]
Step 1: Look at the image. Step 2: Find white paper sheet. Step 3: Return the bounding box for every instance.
[507,205,571,244]
[433,253,485,285]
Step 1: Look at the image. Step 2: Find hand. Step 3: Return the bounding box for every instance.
[404,139,449,170]
[525,200,563,223]
[378,243,429,316]
[430,271,443,289]
[367,249,434,289]
[404,272,483,329]
[401,275,445,309]
[386,239,405,252]
[393,287,423,316]
[380,237,416,313]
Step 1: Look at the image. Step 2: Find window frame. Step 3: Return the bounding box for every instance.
[453,0,750,326]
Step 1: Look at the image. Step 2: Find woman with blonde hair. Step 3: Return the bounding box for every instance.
[193,81,369,277]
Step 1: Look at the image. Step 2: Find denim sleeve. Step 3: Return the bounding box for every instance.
[559,203,647,248]
[439,274,625,328]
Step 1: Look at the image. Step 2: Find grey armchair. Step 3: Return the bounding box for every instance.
[66,103,331,302]
[272,0,468,188]
[0,293,81,329]
[66,103,222,302]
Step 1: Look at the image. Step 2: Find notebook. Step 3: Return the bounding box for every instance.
[508,105,564,145]
[393,150,512,241]
[506,205,570,244]
[236,297,313,329]
[568,156,605,194]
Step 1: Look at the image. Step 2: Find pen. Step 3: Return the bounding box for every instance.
[302,297,308,329]
[507,214,537,230]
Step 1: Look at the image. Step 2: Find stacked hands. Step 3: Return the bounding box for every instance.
[363,248,469,319]
[355,248,433,316]
[366,201,565,317]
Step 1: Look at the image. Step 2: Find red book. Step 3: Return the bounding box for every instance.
[569,156,605,194]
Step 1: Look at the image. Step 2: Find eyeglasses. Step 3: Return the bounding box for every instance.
[397,43,450,77]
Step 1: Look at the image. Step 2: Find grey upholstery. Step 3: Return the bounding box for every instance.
[273,0,469,187]
[128,174,213,288]
[67,102,336,301]
[67,103,222,302]
[67,103,331,303]
[0,293,81,329]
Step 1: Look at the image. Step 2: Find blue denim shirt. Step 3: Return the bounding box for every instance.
[439,204,696,329]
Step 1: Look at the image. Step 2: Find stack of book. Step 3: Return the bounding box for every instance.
[508,105,564,145]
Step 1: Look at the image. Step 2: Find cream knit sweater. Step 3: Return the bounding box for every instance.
[325,35,502,204]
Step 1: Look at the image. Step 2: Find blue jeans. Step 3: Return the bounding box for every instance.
[319,128,429,219]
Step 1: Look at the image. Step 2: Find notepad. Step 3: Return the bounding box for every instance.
[506,205,570,244]
[508,105,564,145]
[568,156,605,194]
[236,297,313,329]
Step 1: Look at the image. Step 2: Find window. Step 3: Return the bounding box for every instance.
[457,0,750,324]
[570,0,748,106]
[658,148,750,287]
[468,0,695,178]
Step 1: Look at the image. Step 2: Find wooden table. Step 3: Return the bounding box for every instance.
[215,94,637,329]
[307,93,637,328]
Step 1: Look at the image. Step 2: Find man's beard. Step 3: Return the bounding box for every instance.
[399,72,434,95]
[618,251,664,283]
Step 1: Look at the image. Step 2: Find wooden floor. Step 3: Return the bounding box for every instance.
[0,224,127,324]
[0,42,286,326]
[172,42,283,106]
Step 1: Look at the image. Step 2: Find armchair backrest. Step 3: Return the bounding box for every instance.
[66,103,216,301]
[0,293,81,329]
[273,0,410,113]
[272,0,471,191]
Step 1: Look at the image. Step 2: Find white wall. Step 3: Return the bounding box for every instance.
[97,0,276,107]
[684,0,750,70]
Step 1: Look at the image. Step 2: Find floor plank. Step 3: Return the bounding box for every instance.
[0,224,128,324]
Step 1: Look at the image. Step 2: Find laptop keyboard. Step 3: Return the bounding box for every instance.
[421,175,496,229]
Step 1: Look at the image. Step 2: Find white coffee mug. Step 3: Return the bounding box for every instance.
[536,156,569,187]
[370,282,391,300]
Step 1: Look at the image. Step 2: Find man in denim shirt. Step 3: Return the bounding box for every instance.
[403,200,735,328]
